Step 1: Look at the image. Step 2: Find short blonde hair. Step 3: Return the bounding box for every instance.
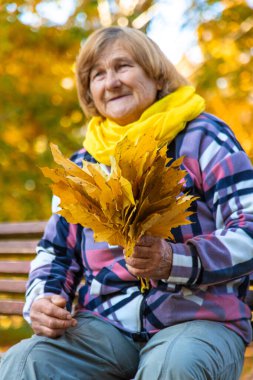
[76,26,188,118]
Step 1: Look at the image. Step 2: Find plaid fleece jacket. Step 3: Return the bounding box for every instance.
[24,113,253,344]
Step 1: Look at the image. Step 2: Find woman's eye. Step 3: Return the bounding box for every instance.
[92,71,103,80]
[118,63,131,70]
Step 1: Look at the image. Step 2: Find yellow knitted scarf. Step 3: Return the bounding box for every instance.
[83,86,205,165]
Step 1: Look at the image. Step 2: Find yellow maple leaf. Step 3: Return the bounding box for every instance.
[41,132,196,291]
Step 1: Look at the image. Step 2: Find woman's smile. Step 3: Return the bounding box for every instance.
[106,93,131,102]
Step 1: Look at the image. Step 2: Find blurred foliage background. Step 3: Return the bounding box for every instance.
[0,0,253,354]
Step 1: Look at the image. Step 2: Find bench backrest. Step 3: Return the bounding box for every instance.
[0,221,46,315]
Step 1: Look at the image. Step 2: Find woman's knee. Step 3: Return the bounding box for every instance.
[164,352,211,380]
[0,336,55,380]
[136,323,244,380]
[136,344,207,380]
[0,338,34,379]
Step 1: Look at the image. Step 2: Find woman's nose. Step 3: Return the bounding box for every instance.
[105,70,120,90]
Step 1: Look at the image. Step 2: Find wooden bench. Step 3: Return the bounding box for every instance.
[0,221,47,316]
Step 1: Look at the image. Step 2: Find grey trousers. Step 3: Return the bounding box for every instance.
[0,313,246,380]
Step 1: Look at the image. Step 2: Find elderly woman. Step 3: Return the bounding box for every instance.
[1,26,253,380]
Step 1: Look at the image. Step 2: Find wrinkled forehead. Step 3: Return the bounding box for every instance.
[92,37,136,65]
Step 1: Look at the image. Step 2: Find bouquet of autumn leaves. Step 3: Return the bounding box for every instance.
[41,131,195,291]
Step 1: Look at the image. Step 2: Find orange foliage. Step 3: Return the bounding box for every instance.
[189,0,253,159]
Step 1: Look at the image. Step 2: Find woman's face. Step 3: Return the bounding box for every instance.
[89,41,160,125]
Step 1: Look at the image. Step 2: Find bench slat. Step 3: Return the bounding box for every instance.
[0,280,27,293]
[0,300,24,315]
[0,240,37,255]
[0,221,46,239]
[0,261,30,274]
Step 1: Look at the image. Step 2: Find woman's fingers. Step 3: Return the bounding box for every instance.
[125,264,153,278]
[31,296,71,320]
[30,296,77,338]
[51,294,68,308]
[125,236,173,280]
[31,310,73,329]
[136,235,155,247]
[126,256,152,268]
[32,319,66,338]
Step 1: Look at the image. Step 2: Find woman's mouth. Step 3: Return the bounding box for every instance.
[107,94,131,102]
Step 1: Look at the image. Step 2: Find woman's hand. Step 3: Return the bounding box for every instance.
[30,295,77,338]
[125,235,173,280]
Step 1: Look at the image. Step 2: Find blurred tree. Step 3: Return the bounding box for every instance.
[185,0,253,159]
[0,0,154,222]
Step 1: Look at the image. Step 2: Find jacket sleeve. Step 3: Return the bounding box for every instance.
[23,213,84,323]
[167,116,253,287]
[23,149,88,323]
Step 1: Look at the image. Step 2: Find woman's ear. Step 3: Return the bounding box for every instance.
[156,80,163,91]
[156,80,164,100]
